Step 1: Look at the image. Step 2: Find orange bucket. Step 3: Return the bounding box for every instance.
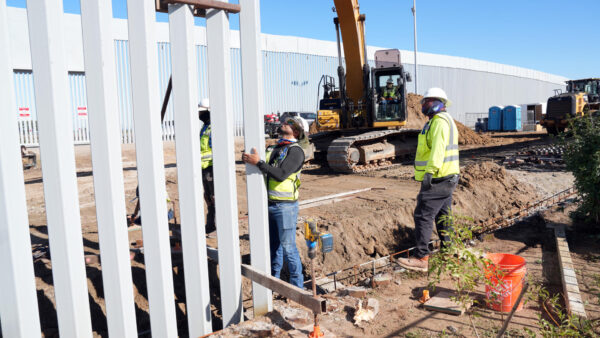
[484,253,527,312]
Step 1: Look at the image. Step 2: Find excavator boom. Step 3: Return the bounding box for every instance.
[333,0,367,105]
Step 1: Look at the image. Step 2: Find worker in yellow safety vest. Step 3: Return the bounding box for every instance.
[242,117,306,288]
[198,98,216,236]
[382,77,398,100]
[397,87,460,272]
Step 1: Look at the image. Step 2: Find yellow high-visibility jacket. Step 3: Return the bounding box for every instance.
[414,112,460,181]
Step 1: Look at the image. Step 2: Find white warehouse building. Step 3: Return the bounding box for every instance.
[6,7,568,145]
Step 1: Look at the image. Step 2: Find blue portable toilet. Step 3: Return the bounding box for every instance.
[502,105,522,131]
[488,106,503,131]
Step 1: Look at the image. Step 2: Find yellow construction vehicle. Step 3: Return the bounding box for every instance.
[541,78,600,135]
[310,0,419,173]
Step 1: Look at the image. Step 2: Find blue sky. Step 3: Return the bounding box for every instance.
[6,0,598,79]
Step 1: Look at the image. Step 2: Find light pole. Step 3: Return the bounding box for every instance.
[411,0,418,94]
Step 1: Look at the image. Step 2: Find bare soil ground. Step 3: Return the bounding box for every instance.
[21,129,582,336]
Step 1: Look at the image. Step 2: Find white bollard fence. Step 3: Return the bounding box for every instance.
[0,0,270,336]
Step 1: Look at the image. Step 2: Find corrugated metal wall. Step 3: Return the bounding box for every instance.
[68,72,90,144]
[12,42,564,146]
[13,70,39,146]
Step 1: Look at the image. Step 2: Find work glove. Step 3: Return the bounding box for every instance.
[422,173,433,190]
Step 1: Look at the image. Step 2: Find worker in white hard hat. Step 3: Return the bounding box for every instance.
[382,77,398,100]
[241,116,306,288]
[397,87,460,272]
[198,98,216,236]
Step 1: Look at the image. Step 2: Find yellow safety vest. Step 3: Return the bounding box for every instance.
[200,124,212,169]
[414,112,460,181]
[383,86,397,99]
[265,143,302,202]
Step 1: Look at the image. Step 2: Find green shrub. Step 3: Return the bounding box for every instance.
[560,115,600,224]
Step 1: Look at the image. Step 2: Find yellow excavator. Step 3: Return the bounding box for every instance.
[309,0,420,173]
[541,78,600,135]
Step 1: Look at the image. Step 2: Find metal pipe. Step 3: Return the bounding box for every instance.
[496,282,529,338]
[411,0,418,94]
[334,18,343,69]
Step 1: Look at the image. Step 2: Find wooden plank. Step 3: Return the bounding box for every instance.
[299,196,356,210]
[241,264,326,315]
[205,248,326,315]
[299,188,375,206]
[423,290,468,316]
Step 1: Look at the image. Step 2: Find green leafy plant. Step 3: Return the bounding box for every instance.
[560,115,600,224]
[428,214,505,338]
[534,286,599,337]
[428,214,503,311]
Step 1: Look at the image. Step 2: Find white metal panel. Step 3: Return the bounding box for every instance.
[206,5,243,327]
[79,0,138,336]
[0,1,41,336]
[25,0,93,336]
[239,0,273,317]
[126,0,178,336]
[168,3,213,335]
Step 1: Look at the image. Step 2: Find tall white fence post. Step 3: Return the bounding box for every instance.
[206,4,244,326]
[79,0,138,336]
[25,0,93,336]
[126,0,178,336]
[239,0,273,317]
[168,3,213,335]
[0,2,42,337]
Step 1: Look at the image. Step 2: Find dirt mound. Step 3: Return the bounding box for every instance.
[405,93,494,146]
[455,120,495,146]
[298,162,539,274]
[405,93,429,129]
[453,161,539,221]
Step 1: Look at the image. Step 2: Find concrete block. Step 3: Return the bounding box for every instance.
[563,268,576,278]
[372,273,392,287]
[342,286,368,298]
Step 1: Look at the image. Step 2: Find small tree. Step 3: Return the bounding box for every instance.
[428,214,504,336]
[560,115,600,224]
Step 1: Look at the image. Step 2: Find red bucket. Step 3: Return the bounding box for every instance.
[485,253,527,312]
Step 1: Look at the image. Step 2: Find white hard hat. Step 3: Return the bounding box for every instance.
[198,98,210,111]
[386,78,394,84]
[422,87,451,106]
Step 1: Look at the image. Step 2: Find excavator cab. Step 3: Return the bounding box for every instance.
[371,49,410,127]
[374,71,406,122]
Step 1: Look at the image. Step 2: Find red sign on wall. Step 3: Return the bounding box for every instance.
[77,106,88,118]
[18,107,30,118]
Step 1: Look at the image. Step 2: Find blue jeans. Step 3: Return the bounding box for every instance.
[268,201,304,288]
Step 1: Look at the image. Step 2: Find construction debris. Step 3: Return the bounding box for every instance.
[353,298,380,325]
[342,286,368,298]
[423,290,470,316]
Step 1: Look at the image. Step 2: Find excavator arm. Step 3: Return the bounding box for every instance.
[333,0,368,105]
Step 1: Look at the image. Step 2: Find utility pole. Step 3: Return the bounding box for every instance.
[411,0,418,94]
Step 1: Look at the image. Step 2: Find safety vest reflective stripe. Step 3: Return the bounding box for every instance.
[201,154,213,159]
[444,155,459,162]
[267,190,294,198]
